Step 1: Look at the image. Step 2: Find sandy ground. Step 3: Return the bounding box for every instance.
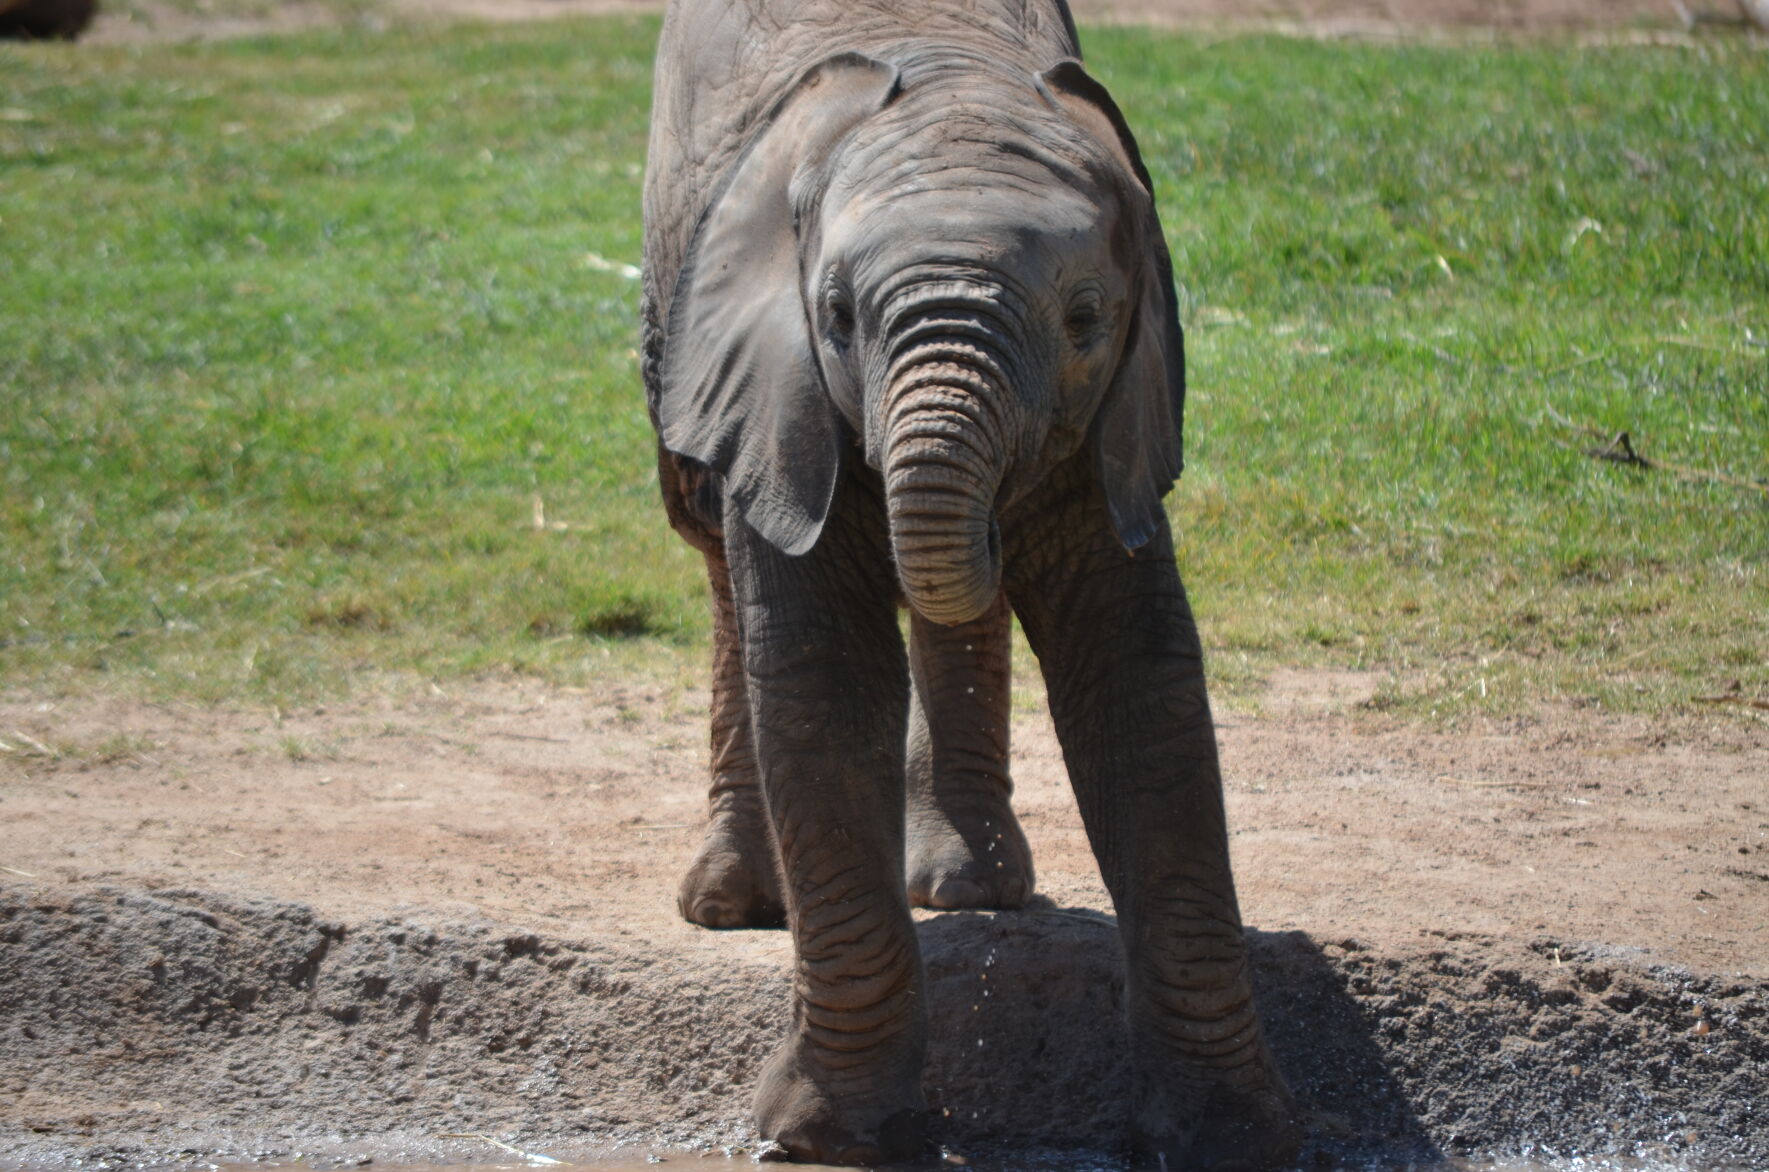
[79,0,1757,46]
[2,676,1766,1167]
[2,675,1766,978]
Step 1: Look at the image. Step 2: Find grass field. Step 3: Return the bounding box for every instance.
[2,18,1764,716]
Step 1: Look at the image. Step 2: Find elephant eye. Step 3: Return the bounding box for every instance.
[1065,289,1108,348]
[822,283,856,347]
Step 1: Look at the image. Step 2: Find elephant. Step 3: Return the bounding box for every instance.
[640,0,1299,1165]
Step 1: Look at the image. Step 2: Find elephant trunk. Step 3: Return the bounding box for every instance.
[881,341,1010,627]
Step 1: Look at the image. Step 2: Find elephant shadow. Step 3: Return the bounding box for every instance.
[916,900,1441,1166]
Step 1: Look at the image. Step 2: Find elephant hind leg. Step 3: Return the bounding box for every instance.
[678,544,785,929]
[905,593,1034,910]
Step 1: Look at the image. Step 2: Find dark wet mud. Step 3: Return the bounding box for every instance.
[3,884,1765,1171]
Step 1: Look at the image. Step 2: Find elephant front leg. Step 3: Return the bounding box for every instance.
[1007,492,1298,1171]
[905,594,1034,909]
[679,546,786,929]
[726,492,928,1166]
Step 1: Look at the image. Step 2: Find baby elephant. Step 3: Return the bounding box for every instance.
[641,0,1297,1165]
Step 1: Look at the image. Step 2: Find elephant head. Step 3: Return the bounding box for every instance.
[659,53,1185,625]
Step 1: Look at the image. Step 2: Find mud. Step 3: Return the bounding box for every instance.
[2,878,1764,1169]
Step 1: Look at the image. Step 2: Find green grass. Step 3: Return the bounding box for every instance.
[1,18,1764,716]
[103,0,378,27]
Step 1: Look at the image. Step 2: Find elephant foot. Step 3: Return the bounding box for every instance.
[906,805,1033,910]
[754,1036,926,1165]
[678,810,785,929]
[1132,1069,1301,1172]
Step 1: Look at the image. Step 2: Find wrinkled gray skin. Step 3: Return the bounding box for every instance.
[640,0,1298,1165]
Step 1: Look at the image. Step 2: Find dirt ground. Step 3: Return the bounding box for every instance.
[3,675,1767,977]
[2,675,1766,1167]
[81,0,1748,46]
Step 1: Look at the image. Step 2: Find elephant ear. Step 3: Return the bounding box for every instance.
[1037,59,1186,552]
[659,54,901,556]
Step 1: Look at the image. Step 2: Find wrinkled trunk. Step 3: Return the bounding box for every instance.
[881,346,1008,627]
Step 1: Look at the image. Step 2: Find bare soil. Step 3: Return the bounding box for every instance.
[2,675,1765,1168]
[81,0,1738,46]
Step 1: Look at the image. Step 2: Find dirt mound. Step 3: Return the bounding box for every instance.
[3,884,1763,1168]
